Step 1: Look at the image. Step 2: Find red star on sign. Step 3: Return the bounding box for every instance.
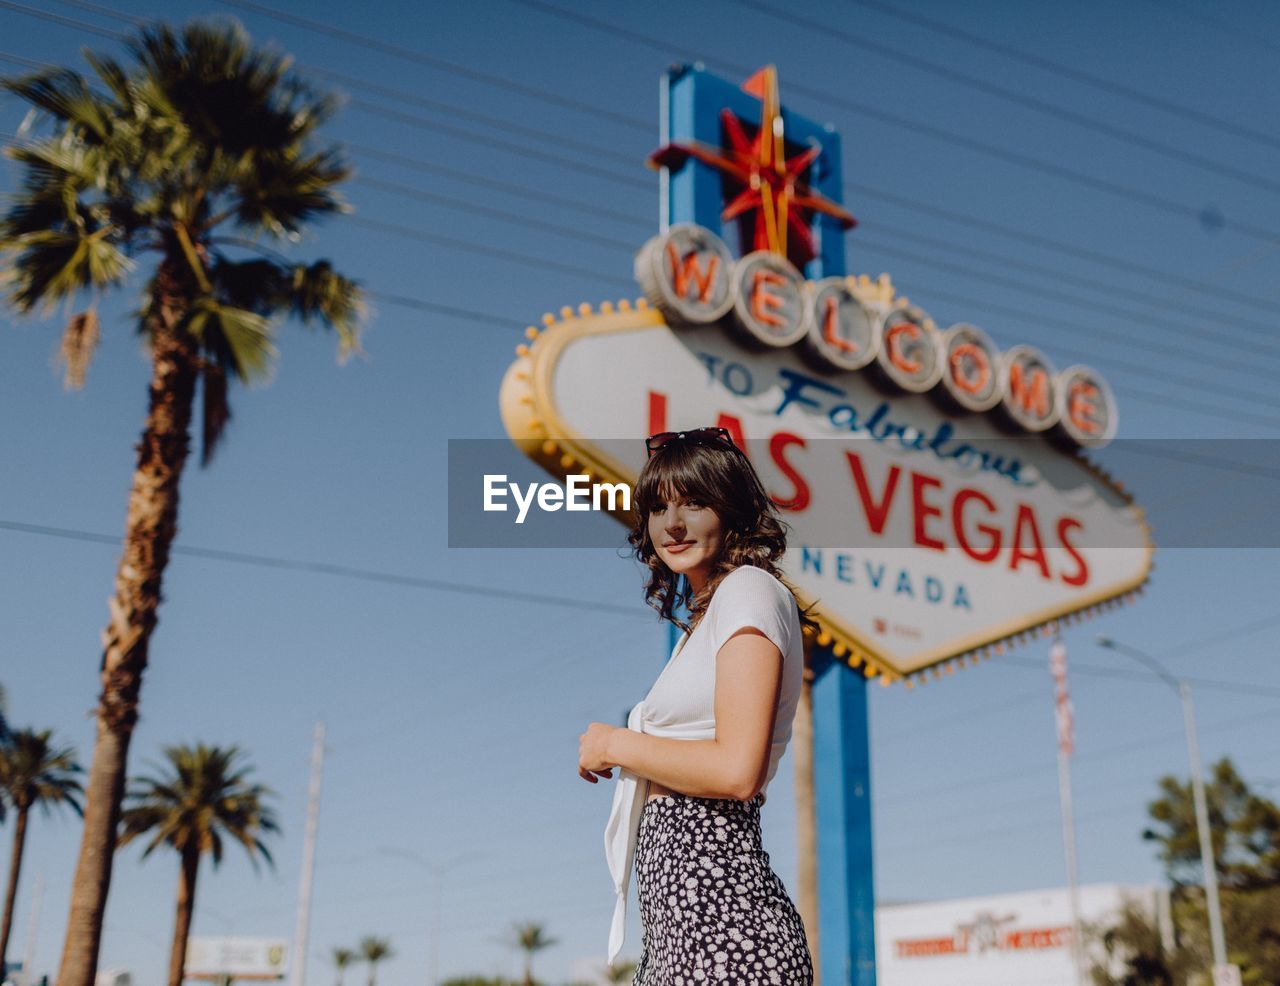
[648,65,857,268]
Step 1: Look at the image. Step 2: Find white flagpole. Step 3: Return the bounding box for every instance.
[291,720,326,986]
[1051,630,1087,986]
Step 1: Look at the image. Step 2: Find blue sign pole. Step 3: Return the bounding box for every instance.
[810,643,876,985]
[657,63,876,985]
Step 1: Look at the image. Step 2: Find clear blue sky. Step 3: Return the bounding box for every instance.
[3,1,1280,984]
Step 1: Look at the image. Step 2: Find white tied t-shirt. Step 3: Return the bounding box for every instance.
[603,564,806,964]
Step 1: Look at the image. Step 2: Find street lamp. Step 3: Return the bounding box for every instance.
[1095,635,1228,972]
[378,848,486,986]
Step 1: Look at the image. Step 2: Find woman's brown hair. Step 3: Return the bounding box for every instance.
[626,437,821,638]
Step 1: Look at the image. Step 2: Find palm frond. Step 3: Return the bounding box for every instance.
[57,307,101,390]
[4,227,134,313]
[232,147,351,239]
[285,260,365,363]
[181,296,278,382]
[0,728,84,816]
[209,256,365,364]
[1,68,115,140]
[119,742,278,872]
[81,49,134,107]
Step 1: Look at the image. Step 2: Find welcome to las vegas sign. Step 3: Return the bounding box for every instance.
[499,66,1152,685]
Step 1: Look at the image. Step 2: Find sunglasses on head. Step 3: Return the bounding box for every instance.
[645,426,741,458]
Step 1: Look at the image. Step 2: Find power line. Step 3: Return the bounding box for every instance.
[4,515,1280,698]
[363,290,524,330]
[38,0,1246,246]
[0,519,644,616]
[846,179,1280,318]
[344,215,633,288]
[353,176,634,253]
[344,98,648,190]
[213,0,651,133]
[345,160,1280,385]
[9,2,1280,322]
[4,113,1277,432]
[344,141,651,231]
[341,89,641,169]
[4,26,1279,430]
[728,0,1280,196]
[856,233,1280,382]
[503,0,1280,243]
[863,224,1280,346]
[0,0,121,40]
[878,705,1280,810]
[846,0,1280,154]
[992,654,1280,700]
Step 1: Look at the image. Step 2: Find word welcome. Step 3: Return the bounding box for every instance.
[636,224,1116,449]
[483,474,631,524]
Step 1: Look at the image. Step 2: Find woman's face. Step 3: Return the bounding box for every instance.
[647,485,724,589]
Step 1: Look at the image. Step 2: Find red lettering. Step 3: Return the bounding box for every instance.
[647,390,667,435]
[1008,362,1051,418]
[664,241,720,303]
[1057,516,1088,586]
[1068,380,1101,435]
[750,270,786,327]
[823,294,858,353]
[953,488,1001,562]
[949,342,990,394]
[1004,926,1071,950]
[846,452,901,535]
[1009,503,1051,578]
[885,321,922,373]
[911,473,945,551]
[895,937,965,958]
[769,432,810,511]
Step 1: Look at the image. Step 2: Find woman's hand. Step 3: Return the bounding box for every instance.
[578,722,619,783]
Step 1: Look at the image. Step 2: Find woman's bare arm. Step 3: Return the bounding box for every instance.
[605,627,783,801]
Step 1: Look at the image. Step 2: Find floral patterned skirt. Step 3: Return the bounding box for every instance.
[632,791,814,985]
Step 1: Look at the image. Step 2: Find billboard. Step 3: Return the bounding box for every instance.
[500,295,1151,682]
[499,65,1152,685]
[186,938,289,981]
[876,883,1165,986]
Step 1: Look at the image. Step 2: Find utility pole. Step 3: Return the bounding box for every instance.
[1050,632,1086,986]
[1179,680,1228,968]
[21,871,43,986]
[1096,638,1229,973]
[290,721,326,986]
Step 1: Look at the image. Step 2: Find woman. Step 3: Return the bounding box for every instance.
[579,426,818,985]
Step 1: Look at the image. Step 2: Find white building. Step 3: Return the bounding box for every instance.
[574,882,1170,985]
[877,882,1169,986]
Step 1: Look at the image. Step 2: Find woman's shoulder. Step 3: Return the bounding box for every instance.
[714,565,794,607]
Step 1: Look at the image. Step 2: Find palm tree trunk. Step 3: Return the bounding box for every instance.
[795,638,820,986]
[167,847,200,986]
[58,259,200,986]
[522,955,532,986]
[0,805,29,972]
[366,964,374,986]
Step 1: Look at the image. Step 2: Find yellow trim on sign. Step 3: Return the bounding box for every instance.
[499,304,1155,688]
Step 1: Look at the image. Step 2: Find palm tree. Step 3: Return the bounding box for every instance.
[508,922,557,986]
[0,728,84,973]
[116,743,279,986]
[330,947,356,986]
[357,936,393,986]
[0,22,362,985]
